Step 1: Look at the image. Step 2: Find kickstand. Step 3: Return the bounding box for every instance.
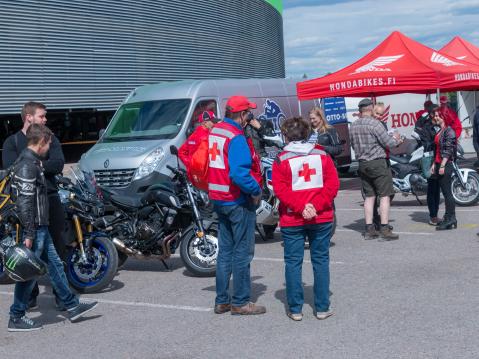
[415,194,423,205]
[256,225,267,242]
[161,259,172,272]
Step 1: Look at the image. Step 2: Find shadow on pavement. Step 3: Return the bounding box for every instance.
[122,256,184,273]
[201,276,268,303]
[409,211,430,224]
[275,283,327,314]
[342,218,364,233]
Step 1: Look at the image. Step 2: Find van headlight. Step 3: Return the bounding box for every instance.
[133,147,165,180]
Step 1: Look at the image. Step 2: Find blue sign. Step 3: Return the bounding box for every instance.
[323,97,348,125]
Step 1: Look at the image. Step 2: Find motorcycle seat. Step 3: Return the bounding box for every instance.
[389,155,411,164]
[110,194,142,210]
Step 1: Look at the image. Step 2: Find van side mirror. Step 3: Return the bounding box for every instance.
[170,145,178,156]
[99,129,105,139]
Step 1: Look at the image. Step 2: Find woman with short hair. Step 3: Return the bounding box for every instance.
[272,117,339,321]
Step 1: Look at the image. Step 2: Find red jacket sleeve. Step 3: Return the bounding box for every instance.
[310,155,339,212]
[178,141,191,168]
[272,159,305,213]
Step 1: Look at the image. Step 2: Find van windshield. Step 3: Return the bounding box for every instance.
[102,99,191,141]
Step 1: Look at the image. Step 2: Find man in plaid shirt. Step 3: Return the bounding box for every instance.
[349,98,402,240]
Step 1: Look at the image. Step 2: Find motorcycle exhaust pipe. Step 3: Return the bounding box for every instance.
[112,237,144,258]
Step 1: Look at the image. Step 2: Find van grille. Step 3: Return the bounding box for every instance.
[94,169,136,188]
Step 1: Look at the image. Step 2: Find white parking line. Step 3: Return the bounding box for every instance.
[253,257,346,265]
[335,229,433,236]
[336,207,478,212]
[0,291,211,313]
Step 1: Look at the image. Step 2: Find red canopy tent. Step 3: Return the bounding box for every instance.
[297,31,479,100]
[440,36,479,66]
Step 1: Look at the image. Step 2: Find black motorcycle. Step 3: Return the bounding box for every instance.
[94,146,218,277]
[57,173,119,293]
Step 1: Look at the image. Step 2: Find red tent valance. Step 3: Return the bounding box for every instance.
[297,31,479,99]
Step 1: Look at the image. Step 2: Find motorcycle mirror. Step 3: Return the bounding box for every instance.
[170,145,178,156]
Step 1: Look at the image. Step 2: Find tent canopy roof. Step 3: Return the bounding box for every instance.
[440,36,479,65]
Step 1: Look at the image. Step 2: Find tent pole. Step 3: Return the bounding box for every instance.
[298,99,302,116]
[436,88,440,103]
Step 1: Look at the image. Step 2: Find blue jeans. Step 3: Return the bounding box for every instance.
[9,226,79,318]
[281,222,333,314]
[214,202,256,307]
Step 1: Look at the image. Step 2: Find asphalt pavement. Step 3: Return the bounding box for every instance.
[1,175,479,359]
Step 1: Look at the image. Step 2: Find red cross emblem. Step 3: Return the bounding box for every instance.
[209,142,221,161]
[298,163,316,182]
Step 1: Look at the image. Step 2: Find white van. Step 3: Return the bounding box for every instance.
[79,78,352,193]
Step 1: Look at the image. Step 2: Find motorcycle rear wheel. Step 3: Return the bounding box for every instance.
[452,172,479,206]
[66,236,119,293]
[180,225,218,277]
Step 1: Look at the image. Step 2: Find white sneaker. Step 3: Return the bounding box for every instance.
[287,312,303,321]
[315,310,334,320]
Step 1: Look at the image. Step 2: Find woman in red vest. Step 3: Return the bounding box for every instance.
[272,117,339,321]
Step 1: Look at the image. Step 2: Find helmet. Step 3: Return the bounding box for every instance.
[1,244,46,282]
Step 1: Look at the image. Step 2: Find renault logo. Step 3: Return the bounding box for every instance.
[104,159,110,169]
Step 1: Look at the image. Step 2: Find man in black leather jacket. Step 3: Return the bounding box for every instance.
[8,124,98,332]
[244,118,277,158]
[2,101,67,309]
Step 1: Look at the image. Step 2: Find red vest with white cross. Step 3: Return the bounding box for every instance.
[207,121,261,202]
[272,145,338,227]
[277,148,325,191]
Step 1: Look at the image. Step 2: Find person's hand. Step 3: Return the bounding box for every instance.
[249,118,261,130]
[24,238,33,249]
[439,165,445,175]
[430,164,435,175]
[251,193,262,206]
[203,121,215,130]
[302,203,317,220]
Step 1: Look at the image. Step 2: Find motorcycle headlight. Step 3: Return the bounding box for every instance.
[133,147,165,181]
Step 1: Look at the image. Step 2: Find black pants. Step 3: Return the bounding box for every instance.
[427,177,441,218]
[428,162,455,219]
[31,194,66,300]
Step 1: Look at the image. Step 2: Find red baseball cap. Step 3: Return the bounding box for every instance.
[439,95,448,104]
[226,96,257,113]
[197,111,216,123]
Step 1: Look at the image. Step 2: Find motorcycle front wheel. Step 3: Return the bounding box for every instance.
[66,236,119,293]
[451,172,479,206]
[180,225,218,277]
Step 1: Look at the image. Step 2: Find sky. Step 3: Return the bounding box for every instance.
[282,0,479,79]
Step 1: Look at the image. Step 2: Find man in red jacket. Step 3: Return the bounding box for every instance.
[272,117,339,321]
[178,111,217,169]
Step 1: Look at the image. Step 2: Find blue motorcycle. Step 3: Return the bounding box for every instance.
[57,171,119,293]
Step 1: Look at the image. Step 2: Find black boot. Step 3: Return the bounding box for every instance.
[436,214,457,230]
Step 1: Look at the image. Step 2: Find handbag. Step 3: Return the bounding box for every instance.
[421,151,433,179]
